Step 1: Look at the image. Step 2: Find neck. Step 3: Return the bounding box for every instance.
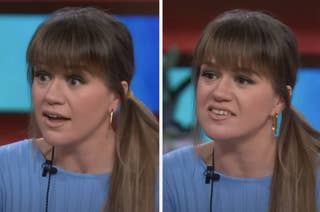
[56,139,115,174]
[204,126,276,178]
[40,129,116,174]
[214,139,276,178]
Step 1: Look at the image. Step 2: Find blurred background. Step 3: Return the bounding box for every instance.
[0,0,159,145]
[163,0,320,153]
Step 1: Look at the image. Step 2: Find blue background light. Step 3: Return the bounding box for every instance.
[0,14,159,112]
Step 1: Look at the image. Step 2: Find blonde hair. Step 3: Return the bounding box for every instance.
[193,9,320,212]
[27,7,158,212]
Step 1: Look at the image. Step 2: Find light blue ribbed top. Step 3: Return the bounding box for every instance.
[0,139,110,212]
[163,145,320,212]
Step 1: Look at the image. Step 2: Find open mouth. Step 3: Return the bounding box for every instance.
[208,106,235,117]
[43,112,71,121]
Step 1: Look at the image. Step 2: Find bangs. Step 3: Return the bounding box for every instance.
[27,14,108,77]
[194,14,279,79]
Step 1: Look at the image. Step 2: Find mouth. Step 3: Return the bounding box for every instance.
[43,111,71,121]
[208,106,235,118]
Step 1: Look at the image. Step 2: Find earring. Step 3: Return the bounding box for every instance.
[110,110,114,125]
[272,113,278,136]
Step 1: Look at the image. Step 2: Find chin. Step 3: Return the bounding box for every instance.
[41,133,69,146]
[204,130,238,142]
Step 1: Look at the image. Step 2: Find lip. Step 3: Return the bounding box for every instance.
[207,105,235,121]
[42,110,71,128]
[42,110,70,119]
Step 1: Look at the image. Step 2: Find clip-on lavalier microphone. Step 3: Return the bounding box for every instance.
[42,146,57,212]
[204,148,220,212]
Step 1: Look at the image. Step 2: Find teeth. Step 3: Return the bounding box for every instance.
[48,114,59,118]
[45,113,67,120]
[211,109,230,116]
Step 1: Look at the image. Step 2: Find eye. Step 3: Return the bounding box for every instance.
[67,75,86,86]
[200,69,219,80]
[235,75,255,85]
[34,70,51,83]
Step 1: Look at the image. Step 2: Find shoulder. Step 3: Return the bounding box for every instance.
[0,139,33,155]
[163,145,204,179]
[0,139,35,168]
[164,142,213,168]
[163,146,196,189]
[0,139,36,196]
[163,145,195,167]
[163,145,208,211]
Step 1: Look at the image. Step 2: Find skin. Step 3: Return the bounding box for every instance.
[196,59,285,178]
[32,66,124,174]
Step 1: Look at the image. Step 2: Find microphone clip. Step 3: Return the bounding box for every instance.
[42,160,58,177]
[204,166,220,184]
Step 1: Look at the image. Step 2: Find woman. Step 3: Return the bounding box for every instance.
[0,7,158,212]
[164,10,320,212]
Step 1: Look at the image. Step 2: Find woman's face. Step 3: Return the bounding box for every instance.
[196,59,284,142]
[32,67,119,147]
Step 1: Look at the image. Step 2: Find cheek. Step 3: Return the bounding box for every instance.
[241,89,275,116]
[196,84,211,123]
[196,83,209,106]
[196,87,205,115]
[31,87,44,130]
[73,91,109,118]
[31,85,43,109]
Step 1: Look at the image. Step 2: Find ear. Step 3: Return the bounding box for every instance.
[108,92,120,113]
[121,81,129,96]
[271,85,292,116]
[286,85,292,97]
[108,81,129,113]
[271,93,286,116]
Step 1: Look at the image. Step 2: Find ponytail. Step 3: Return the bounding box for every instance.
[105,91,158,212]
[269,106,320,212]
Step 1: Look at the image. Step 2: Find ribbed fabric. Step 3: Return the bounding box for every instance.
[163,146,320,212]
[0,139,110,212]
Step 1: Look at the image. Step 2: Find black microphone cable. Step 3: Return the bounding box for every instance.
[42,146,57,212]
[204,147,220,212]
[209,174,214,212]
[209,148,214,212]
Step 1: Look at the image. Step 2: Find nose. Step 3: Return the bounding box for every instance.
[211,76,233,102]
[44,78,66,105]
